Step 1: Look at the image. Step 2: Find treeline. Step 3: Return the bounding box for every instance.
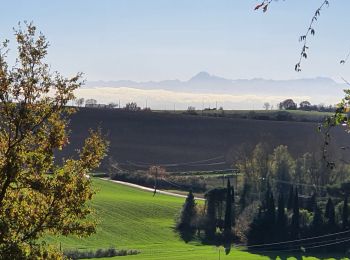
[108,161,207,192]
[247,184,349,252]
[176,179,236,252]
[236,143,349,206]
[176,143,350,253]
[278,99,335,112]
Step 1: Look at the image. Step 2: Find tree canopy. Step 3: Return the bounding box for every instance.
[0,23,108,258]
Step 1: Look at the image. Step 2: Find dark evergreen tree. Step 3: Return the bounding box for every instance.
[205,193,216,239]
[291,188,300,239]
[267,192,276,226]
[307,193,317,212]
[343,195,349,230]
[277,193,287,240]
[325,198,336,230]
[177,190,196,241]
[224,179,234,254]
[311,202,323,235]
[231,186,235,227]
[224,179,232,240]
[287,186,294,210]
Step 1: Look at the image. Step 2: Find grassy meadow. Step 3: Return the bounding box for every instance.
[46,178,348,260]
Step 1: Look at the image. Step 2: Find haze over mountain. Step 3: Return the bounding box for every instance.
[77,72,346,110]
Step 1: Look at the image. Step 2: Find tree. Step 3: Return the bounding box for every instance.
[299,100,312,111]
[307,193,317,212]
[108,102,118,108]
[239,182,251,212]
[291,188,300,239]
[276,193,287,240]
[75,97,85,107]
[325,198,336,230]
[124,102,140,111]
[0,23,108,258]
[278,99,297,110]
[269,145,294,198]
[85,98,97,106]
[311,202,323,235]
[224,179,233,241]
[263,102,270,110]
[287,186,294,211]
[177,190,197,241]
[343,195,349,230]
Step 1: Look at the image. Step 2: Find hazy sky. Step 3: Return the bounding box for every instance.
[1,0,350,82]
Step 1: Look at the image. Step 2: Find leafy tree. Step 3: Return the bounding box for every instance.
[124,102,141,111]
[0,23,108,258]
[269,145,294,198]
[75,97,85,107]
[85,98,97,106]
[278,99,297,110]
[263,102,270,110]
[299,100,312,110]
[239,181,251,212]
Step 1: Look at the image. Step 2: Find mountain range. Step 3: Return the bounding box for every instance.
[85,71,345,99]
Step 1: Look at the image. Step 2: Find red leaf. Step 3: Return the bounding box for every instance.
[254,3,264,10]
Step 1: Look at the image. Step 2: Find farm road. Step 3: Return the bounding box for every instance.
[100,178,205,201]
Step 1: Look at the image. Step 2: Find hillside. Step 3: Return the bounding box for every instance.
[47,178,338,259]
[61,108,350,172]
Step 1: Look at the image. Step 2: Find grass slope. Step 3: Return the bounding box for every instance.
[48,179,342,259]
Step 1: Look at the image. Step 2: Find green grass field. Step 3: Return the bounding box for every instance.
[47,179,346,259]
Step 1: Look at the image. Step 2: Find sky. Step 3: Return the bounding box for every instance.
[1,0,350,83]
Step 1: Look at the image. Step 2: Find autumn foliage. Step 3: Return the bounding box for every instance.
[0,23,108,258]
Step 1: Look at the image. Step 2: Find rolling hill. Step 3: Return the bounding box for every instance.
[47,178,339,259]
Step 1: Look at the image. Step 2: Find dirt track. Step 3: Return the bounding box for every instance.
[100,177,205,201]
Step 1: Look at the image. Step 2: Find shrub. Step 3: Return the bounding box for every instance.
[63,248,139,259]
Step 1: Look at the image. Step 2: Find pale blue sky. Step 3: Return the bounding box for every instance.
[1,0,350,81]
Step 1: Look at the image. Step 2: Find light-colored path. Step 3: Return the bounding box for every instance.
[100,177,205,201]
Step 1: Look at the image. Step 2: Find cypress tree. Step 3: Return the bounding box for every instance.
[287,186,294,210]
[277,193,287,240]
[231,186,235,227]
[343,195,349,230]
[291,188,300,239]
[205,194,216,239]
[307,193,316,212]
[325,198,336,229]
[224,179,232,240]
[177,190,196,232]
[267,193,276,225]
[311,203,323,235]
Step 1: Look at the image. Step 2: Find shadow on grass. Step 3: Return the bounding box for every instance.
[247,249,348,260]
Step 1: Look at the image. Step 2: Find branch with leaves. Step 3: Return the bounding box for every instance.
[255,0,330,71]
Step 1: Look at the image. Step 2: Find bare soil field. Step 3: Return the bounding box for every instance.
[60,108,350,172]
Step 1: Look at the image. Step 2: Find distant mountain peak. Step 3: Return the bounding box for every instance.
[189,71,231,84]
[190,71,211,81]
